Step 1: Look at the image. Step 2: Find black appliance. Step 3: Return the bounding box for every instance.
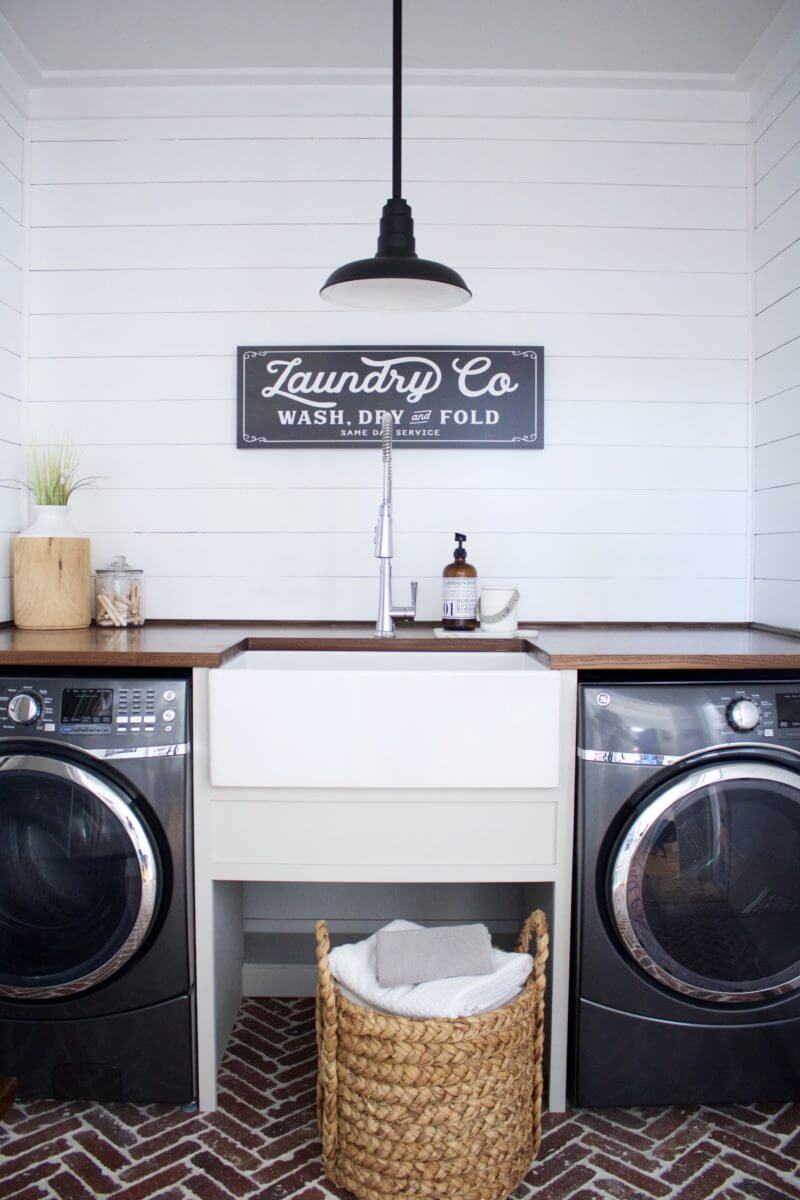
[0,674,194,1102]
[572,680,800,1107]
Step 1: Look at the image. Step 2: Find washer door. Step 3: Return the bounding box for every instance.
[610,759,800,1003]
[0,753,159,1000]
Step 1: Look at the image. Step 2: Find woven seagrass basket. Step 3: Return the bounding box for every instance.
[315,910,549,1200]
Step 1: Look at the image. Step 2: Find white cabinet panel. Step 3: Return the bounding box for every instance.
[211,798,558,873]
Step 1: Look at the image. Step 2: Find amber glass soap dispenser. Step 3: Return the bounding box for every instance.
[442,533,478,630]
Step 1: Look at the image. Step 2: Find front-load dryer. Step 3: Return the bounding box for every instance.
[571,679,800,1107]
[0,673,195,1102]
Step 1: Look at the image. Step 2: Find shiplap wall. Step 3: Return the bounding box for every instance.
[753,31,800,630]
[0,61,24,622]
[24,82,750,621]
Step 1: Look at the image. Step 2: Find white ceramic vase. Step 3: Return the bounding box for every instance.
[18,504,81,538]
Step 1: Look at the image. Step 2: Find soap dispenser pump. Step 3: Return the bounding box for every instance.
[442,533,478,630]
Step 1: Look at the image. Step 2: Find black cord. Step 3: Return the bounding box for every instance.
[392,0,402,198]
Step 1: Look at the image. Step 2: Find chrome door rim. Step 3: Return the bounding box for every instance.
[0,753,158,1000]
[611,760,800,1004]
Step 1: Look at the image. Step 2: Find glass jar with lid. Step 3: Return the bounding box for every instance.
[95,556,145,627]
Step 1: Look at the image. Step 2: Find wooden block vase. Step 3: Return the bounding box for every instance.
[13,506,92,630]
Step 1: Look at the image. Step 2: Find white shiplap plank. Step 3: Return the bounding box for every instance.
[756,337,800,402]
[0,301,22,357]
[29,223,748,274]
[0,116,22,181]
[0,73,26,138]
[754,533,800,582]
[29,179,746,231]
[0,344,22,400]
[0,205,23,269]
[756,87,800,181]
[0,489,18,536]
[754,188,800,269]
[755,387,800,447]
[87,529,746,582]
[752,579,800,632]
[29,137,746,189]
[140,573,747,623]
[755,433,800,491]
[0,393,21,441]
[59,443,747,493]
[755,140,800,226]
[26,353,748,406]
[754,482,800,535]
[67,485,746,537]
[756,287,800,357]
[27,311,747,360]
[27,83,748,123]
[29,114,749,145]
[28,266,748,319]
[26,398,747,450]
[0,441,21,489]
[0,258,22,312]
[0,576,10,624]
[756,239,800,312]
[0,87,23,140]
[0,159,22,226]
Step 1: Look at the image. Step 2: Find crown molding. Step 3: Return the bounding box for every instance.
[0,5,787,97]
[742,0,800,117]
[0,11,40,92]
[26,64,747,91]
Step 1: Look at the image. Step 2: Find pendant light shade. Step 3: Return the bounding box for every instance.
[320,1,471,311]
[321,198,471,310]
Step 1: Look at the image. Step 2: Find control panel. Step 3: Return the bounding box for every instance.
[706,685,800,742]
[0,677,187,746]
[582,680,800,762]
[715,689,800,739]
[715,688,778,739]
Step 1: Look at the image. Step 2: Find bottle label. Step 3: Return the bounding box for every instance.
[442,578,477,620]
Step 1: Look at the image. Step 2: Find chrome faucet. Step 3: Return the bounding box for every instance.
[374,413,417,637]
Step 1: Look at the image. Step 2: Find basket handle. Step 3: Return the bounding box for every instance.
[516,909,549,1161]
[315,920,339,1166]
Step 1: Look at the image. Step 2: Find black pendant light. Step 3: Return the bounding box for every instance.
[320,0,471,310]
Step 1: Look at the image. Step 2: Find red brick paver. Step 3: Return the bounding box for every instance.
[1,997,799,1199]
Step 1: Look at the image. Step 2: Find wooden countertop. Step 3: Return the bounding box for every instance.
[0,622,799,670]
[0,622,533,668]
[532,624,800,669]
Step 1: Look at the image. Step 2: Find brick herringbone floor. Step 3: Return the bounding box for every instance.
[1,997,799,1199]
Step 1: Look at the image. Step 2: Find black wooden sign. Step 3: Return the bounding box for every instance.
[237,346,543,448]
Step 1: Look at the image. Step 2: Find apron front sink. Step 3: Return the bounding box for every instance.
[208,651,559,789]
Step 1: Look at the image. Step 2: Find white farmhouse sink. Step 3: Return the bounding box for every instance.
[209,651,559,790]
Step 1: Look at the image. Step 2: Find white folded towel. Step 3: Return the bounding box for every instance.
[327,920,533,1019]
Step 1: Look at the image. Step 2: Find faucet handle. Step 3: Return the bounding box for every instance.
[391,581,418,623]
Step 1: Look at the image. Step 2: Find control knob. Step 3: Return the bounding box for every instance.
[8,692,43,725]
[726,698,760,732]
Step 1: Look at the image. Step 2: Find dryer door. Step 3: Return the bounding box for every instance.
[0,753,159,1000]
[610,759,800,1003]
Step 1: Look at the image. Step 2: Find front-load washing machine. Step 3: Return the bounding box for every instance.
[0,673,195,1102]
[572,679,800,1107]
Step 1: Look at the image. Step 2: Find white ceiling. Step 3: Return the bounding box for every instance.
[0,0,787,84]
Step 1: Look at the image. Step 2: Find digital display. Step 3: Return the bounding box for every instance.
[61,688,113,725]
[776,692,800,730]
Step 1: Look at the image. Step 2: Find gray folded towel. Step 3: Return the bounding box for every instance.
[376,923,495,987]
